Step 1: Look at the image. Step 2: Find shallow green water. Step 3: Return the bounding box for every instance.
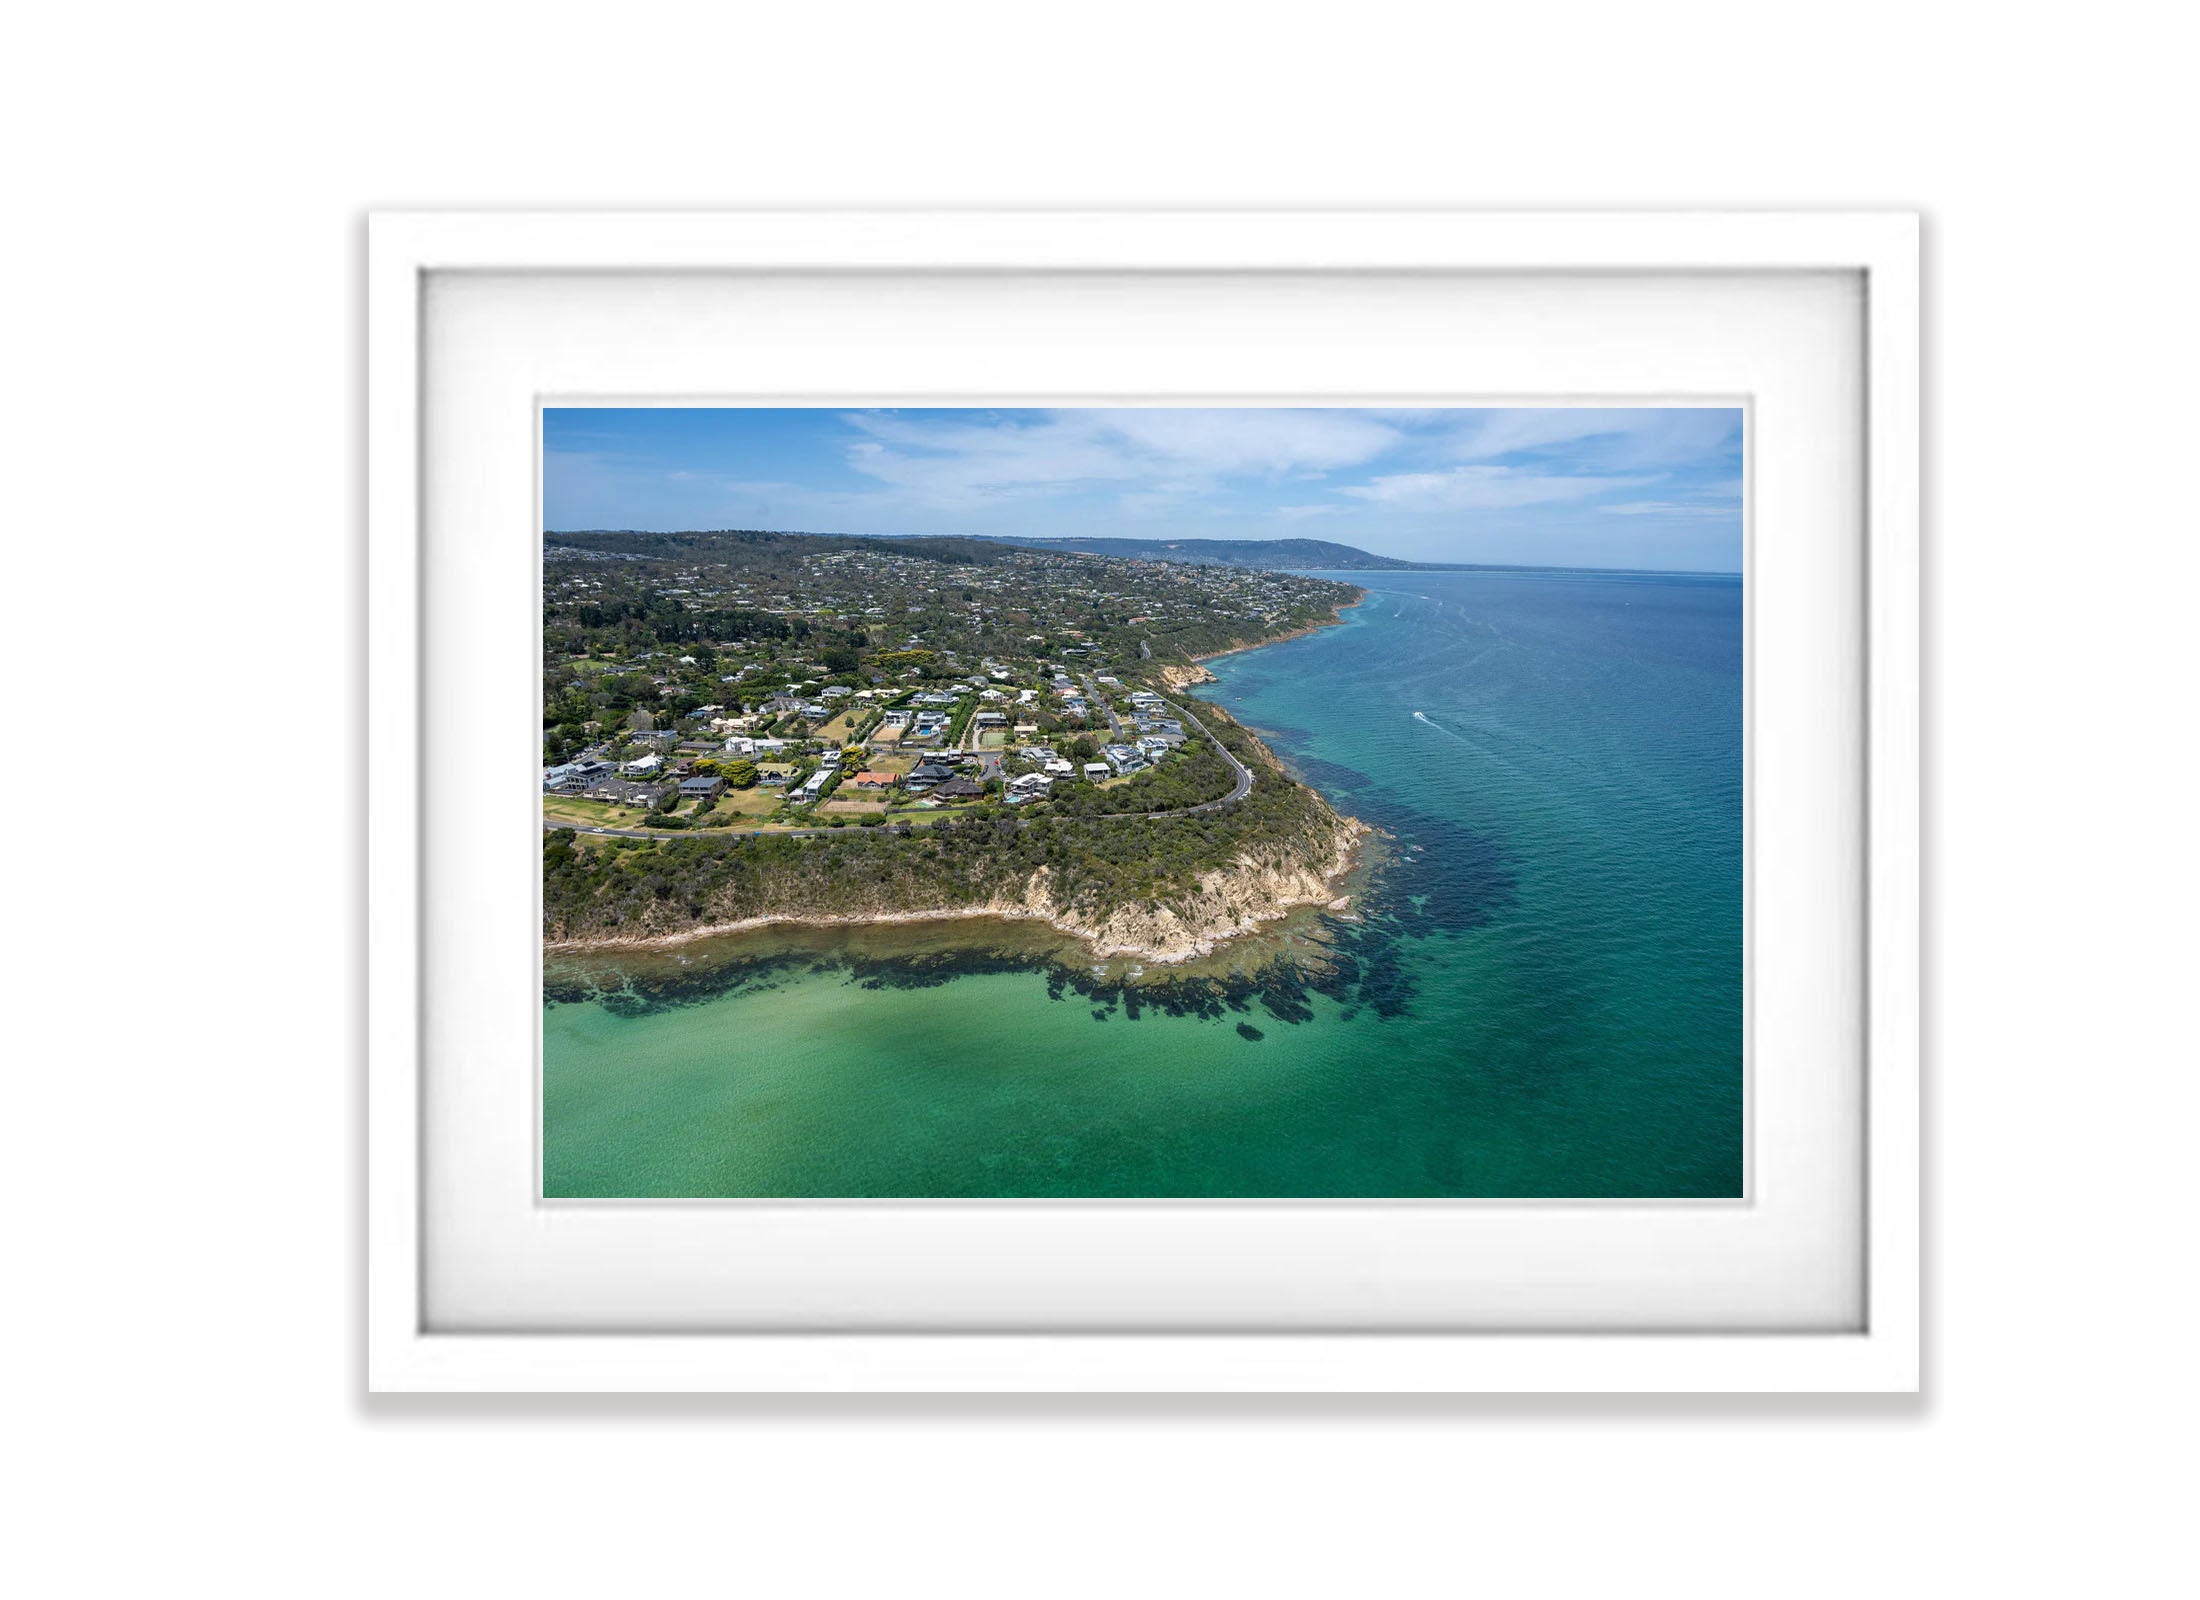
[545,569,1742,1197]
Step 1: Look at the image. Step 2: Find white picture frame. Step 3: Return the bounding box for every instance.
[368,210,1918,1393]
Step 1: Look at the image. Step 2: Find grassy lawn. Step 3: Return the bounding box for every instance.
[710,786,782,816]
[543,795,645,827]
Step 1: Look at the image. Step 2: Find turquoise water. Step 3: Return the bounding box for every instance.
[544,569,1742,1198]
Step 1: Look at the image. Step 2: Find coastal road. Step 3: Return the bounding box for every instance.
[1082,669,1252,809]
[546,819,836,841]
[1159,698,1253,809]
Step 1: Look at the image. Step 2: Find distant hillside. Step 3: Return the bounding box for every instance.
[966,535,1428,571]
[544,529,1021,566]
[546,527,1453,575]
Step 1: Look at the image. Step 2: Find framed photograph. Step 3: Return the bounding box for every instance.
[368,211,1917,1391]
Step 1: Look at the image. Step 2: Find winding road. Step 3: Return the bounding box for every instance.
[1150,696,1252,810]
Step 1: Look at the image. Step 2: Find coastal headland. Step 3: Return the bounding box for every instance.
[544,531,1370,965]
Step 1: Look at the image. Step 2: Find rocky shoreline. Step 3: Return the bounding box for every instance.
[1159,592,1366,688]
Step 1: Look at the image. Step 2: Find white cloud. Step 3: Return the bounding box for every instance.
[1600,500,1740,517]
[836,408,1402,507]
[1089,408,1399,475]
[1339,465,1655,510]
[1449,408,1739,468]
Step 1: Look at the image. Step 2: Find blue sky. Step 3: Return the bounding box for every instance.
[545,407,1743,572]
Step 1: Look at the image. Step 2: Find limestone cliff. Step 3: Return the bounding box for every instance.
[1038,809,1369,961]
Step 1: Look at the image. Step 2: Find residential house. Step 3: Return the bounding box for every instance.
[586,780,668,808]
[552,760,615,793]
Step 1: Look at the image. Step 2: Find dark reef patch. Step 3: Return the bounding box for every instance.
[1236,1022,1265,1041]
[849,948,1039,990]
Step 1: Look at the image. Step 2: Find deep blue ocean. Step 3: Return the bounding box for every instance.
[544,568,1743,1197]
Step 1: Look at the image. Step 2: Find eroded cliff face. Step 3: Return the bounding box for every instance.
[1037,812,1369,961]
[1155,662,1218,693]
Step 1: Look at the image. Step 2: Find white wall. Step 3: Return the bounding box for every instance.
[9,3,2189,1595]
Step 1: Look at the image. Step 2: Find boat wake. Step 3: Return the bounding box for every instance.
[1412,710,1475,747]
